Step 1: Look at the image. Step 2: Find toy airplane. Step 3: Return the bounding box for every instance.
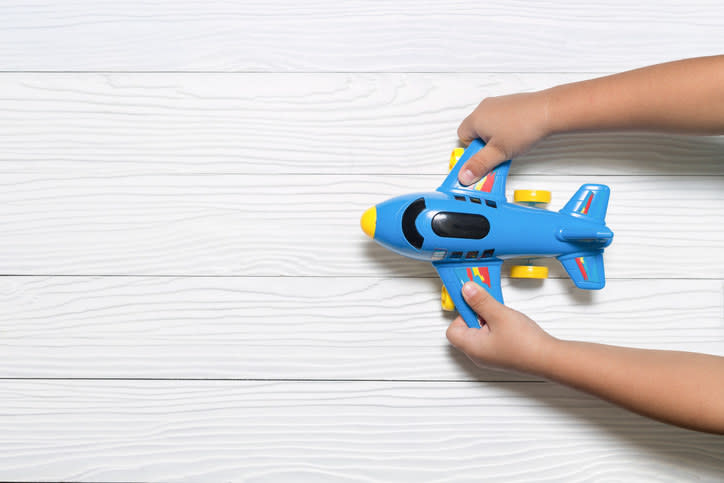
[360,139,614,328]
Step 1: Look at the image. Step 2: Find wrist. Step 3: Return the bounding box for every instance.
[540,85,570,136]
[502,331,560,376]
[538,88,555,137]
[527,333,563,378]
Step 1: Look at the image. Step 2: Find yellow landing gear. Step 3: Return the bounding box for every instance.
[513,190,551,205]
[449,148,465,171]
[441,285,455,311]
[510,265,549,279]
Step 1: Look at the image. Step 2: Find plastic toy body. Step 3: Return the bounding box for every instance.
[361,139,614,328]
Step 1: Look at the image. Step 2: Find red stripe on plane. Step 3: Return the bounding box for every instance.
[480,266,491,287]
[581,192,593,215]
[575,257,588,281]
[480,172,495,192]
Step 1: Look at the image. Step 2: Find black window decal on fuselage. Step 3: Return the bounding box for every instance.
[402,198,426,249]
[431,212,490,239]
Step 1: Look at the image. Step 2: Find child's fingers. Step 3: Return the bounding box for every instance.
[445,317,469,347]
[446,317,483,353]
[461,282,507,327]
[457,143,507,186]
[456,115,477,145]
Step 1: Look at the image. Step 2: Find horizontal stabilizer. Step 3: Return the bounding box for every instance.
[558,250,606,290]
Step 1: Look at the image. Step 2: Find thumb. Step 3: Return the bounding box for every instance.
[458,143,507,186]
[461,282,507,327]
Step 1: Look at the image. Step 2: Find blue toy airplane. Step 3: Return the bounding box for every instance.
[360,139,614,328]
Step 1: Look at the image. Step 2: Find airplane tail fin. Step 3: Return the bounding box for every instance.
[557,184,612,289]
[560,184,610,223]
[558,250,606,290]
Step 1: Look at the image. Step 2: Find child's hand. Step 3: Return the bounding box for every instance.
[457,92,551,186]
[446,281,556,373]
[447,280,724,433]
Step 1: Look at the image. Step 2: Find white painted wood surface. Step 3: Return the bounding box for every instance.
[1,171,722,278]
[0,2,723,481]
[0,277,721,381]
[0,1,722,72]
[0,75,721,278]
[1,381,724,481]
[0,74,721,177]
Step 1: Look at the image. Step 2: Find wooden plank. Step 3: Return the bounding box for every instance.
[0,2,722,72]
[0,73,722,176]
[0,276,719,380]
[0,380,722,481]
[0,173,721,277]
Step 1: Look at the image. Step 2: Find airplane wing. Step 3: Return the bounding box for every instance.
[437,139,511,201]
[433,258,504,328]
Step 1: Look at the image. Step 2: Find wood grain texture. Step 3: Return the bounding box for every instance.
[0,73,722,176]
[0,380,723,481]
[0,173,721,277]
[0,381,724,481]
[0,74,721,280]
[0,276,720,380]
[0,1,722,72]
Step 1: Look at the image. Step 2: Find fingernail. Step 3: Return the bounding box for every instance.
[459,168,478,186]
[462,282,479,298]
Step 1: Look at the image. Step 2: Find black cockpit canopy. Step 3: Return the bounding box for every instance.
[402,198,425,249]
[432,212,489,239]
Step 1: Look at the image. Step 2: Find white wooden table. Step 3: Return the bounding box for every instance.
[0,2,723,481]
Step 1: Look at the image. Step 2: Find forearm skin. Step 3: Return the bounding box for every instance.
[535,338,724,434]
[544,55,724,135]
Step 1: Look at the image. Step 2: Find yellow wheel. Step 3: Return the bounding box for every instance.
[441,285,455,311]
[514,190,551,204]
[510,265,549,279]
[449,147,465,171]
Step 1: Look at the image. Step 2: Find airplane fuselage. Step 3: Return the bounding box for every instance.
[371,190,613,263]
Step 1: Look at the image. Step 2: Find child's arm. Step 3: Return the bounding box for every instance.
[446,282,724,434]
[457,55,724,185]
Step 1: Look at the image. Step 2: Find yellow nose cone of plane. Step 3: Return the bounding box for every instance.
[360,206,377,238]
